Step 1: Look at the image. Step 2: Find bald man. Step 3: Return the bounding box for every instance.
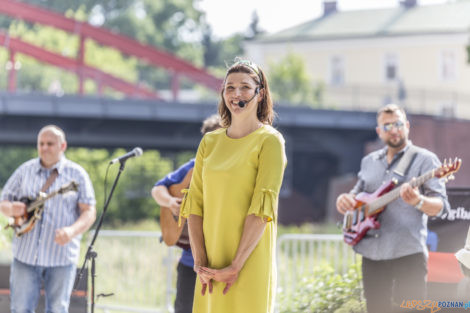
[0,125,96,313]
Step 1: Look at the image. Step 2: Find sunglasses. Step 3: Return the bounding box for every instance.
[380,121,405,132]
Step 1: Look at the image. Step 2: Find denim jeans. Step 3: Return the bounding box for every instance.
[10,258,77,313]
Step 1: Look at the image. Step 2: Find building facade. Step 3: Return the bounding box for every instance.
[246,0,470,118]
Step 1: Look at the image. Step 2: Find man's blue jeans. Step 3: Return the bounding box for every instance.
[10,258,77,313]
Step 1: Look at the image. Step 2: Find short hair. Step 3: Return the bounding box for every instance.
[218,58,274,127]
[377,104,408,121]
[38,125,66,143]
[200,114,221,134]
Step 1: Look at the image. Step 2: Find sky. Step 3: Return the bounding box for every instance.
[198,0,451,38]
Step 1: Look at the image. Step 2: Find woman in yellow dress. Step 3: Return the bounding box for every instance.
[180,59,287,313]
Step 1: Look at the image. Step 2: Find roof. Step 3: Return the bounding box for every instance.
[256,0,470,43]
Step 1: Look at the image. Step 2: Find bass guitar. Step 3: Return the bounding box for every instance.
[159,169,192,248]
[342,158,461,246]
[5,181,79,237]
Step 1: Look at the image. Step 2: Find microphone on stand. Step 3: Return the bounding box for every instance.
[110,147,143,164]
[238,87,259,108]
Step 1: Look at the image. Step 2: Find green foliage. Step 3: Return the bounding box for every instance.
[0,146,36,186]
[268,53,324,107]
[65,148,173,224]
[278,263,365,313]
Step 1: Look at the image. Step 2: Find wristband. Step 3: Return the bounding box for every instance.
[415,195,424,211]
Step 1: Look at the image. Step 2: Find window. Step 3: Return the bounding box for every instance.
[329,56,344,86]
[440,51,456,82]
[384,54,398,82]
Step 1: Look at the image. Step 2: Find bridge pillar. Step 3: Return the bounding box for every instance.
[77,34,86,95]
[7,50,16,92]
[171,73,180,101]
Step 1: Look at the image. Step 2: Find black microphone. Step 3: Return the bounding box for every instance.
[110,147,143,164]
[238,87,259,108]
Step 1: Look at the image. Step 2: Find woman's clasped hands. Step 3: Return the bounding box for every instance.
[195,263,241,296]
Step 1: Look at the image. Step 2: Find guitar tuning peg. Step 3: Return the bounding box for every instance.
[449,175,455,181]
[444,178,449,183]
[443,159,447,166]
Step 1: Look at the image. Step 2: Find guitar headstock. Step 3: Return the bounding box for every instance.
[59,181,79,194]
[435,158,462,181]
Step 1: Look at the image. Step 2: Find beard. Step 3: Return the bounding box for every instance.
[386,137,406,148]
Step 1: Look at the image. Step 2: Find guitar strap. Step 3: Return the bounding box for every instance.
[393,145,418,182]
[41,168,59,192]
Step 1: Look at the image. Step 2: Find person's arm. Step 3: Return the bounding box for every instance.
[0,200,26,217]
[55,203,96,245]
[400,153,450,217]
[151,185,182,216]
[400,182,443,216]
[179,138,210,293]
[188,214,212,295]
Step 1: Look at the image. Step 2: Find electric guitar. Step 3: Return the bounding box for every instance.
[159,168,192,248]
[5,181,79,237]
[342,158,462,246]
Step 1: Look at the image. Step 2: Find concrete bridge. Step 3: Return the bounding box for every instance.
[2,92,467,223]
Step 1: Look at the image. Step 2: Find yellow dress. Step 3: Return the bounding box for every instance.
[181,125,287,313]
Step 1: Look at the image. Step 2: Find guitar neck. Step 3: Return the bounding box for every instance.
[26,190,63,213]
[368,169,435,215]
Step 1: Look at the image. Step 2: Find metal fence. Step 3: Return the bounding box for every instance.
[85,231,357,313]
[276,234,357,296]
[86,230,180,313]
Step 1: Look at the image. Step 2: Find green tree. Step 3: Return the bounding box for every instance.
[246,10,265,40]
[268,52,324,107]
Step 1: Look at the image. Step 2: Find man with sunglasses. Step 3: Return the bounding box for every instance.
[336,104,449,313]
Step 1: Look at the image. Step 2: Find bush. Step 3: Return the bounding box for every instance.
[278,262,366,313]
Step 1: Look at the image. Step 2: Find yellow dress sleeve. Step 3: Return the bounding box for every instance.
[247,133,287,222]
[179,136,205,225]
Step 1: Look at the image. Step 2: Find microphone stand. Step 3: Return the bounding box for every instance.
[74,160,127,313]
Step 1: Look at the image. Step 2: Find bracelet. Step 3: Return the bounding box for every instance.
[414,195,425,211]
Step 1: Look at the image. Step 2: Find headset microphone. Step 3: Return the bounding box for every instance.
[238,87,259,108]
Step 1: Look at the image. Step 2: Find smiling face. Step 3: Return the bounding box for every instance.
[37,128,67,168]
[376,110,410,150]
[223,72,261,120]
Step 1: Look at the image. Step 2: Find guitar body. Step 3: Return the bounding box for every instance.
[342,180,396,246]
[5,182,78,237]
[9,197,40,237]
[160,168,193,247]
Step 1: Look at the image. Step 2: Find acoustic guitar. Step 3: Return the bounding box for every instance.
[342,158,461,246]
[5,181,79,237]
[159,168,192,248]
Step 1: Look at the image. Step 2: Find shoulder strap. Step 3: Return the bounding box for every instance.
[41,168,58,192]
[394,145,418,177]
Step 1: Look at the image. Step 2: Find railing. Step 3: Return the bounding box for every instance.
[276,234,357,296]
[85,230,180,313]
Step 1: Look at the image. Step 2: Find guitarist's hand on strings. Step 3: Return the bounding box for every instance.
[0,201,26,217]
[336,193,357,215]
[168,197,182,216]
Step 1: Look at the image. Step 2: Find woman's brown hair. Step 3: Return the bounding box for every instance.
[218,59,274,127]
